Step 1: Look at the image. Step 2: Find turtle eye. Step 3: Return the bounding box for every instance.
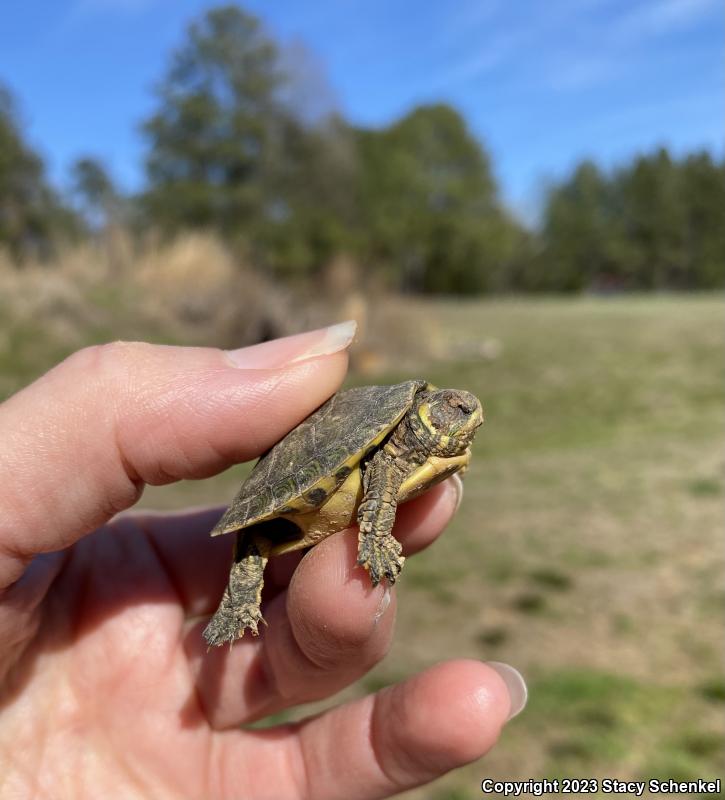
[448,401,470,425]
[450,404,476,432]
[452,396,476,416]
[427,390,482,435]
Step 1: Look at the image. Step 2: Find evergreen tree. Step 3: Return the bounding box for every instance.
[0,84,78,262]
[539,148,724,291]
[679,152,725,288]
[141,5,359,277]
[70,157,121,230]
[356,104,523,293]
[539,161,622,291]
[142,6,286,237]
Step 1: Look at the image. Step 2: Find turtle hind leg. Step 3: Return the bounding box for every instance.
[203,533,271,647]
[356,451,406,587]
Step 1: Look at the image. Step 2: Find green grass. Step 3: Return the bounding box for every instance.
[502,669,725,782]
[527,567,573,592]
[511,591,548,615]
[687,477,723,497]
[699,678,725,704]
[372,296,725,797]
[476,626,509,648]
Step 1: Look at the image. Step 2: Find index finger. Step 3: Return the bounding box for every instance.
[0,324,354,589]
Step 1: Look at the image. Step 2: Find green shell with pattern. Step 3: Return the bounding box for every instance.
[210,380,429,537]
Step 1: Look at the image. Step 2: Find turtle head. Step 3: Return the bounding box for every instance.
[415,389,483,457]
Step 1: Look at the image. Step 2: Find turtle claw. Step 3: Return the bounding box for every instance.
[357,535,405,587]
[203,597,265,647]
[242,606,266,637]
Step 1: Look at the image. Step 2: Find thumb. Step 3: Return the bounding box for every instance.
[0,323,355,589]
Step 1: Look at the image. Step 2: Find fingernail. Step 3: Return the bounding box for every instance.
[288,320,358,363]
[374,585,392,623]
[486,661,528,720]
[450,472,464,515]
[225,320,357,369]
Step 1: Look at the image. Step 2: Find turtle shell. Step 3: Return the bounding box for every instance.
[210,379,429,538]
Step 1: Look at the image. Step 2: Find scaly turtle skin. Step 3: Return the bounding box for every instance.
[204,380,483,647]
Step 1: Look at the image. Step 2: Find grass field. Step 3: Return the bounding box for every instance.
[383,297,725,794]
[2,293,723,795]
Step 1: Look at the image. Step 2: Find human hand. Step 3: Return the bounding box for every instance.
[0,324,526,799]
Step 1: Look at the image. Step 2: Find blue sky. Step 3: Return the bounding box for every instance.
[1,0,722,219]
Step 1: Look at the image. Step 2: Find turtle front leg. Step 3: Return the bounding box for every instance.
[357,451,406,586]
[204,533,271,647]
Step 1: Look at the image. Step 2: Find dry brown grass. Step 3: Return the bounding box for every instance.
[131,232,297,346]
[0,234,447,388]
[0,232,298,383]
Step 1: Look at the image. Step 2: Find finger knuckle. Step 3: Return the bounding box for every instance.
[65,341,152,386]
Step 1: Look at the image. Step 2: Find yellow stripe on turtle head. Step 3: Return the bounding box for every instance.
[417,401,451,451]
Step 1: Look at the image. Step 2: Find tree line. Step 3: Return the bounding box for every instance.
[1,5,722,292]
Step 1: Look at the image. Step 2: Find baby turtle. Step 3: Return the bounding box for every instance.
[204,380,483,647]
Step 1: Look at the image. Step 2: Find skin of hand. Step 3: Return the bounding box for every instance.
[0,323,526,800]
